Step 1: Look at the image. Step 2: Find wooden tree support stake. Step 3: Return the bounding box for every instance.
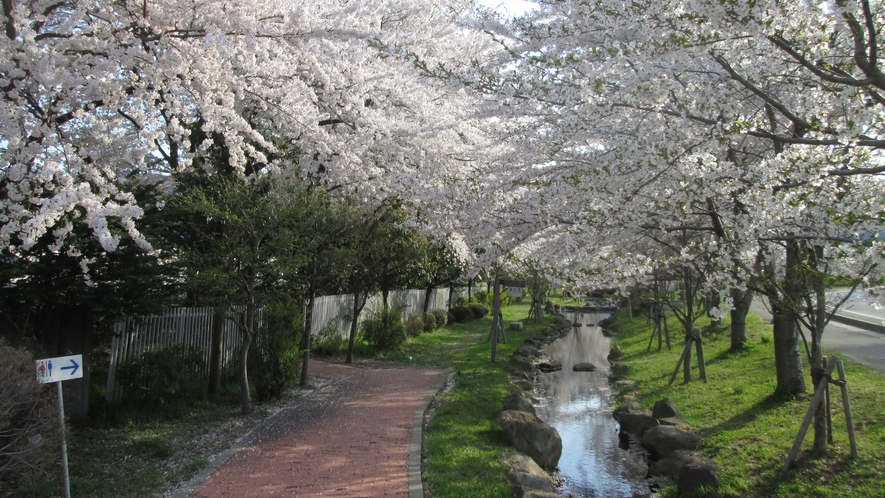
[668,329,706,385]
[782,355,859,472]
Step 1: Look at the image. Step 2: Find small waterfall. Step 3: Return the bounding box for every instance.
[534,312,649,497]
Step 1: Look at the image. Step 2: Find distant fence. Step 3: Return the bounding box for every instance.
[309,287,472,338]
[106,286,478,401]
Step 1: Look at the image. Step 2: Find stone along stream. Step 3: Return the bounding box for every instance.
[533,313,649,497]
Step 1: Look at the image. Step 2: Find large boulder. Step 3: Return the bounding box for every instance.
[609,361,629,375]
[522,491,564,498]
[612,398,641,417]
[496,411,563,469]
[572,363,596,372]
[538,361,562,373]
[509,355,535,374]
[652,398,682,419]
[678,459,720,498]
[503,388,537,415]
[512,379,534,391]
[616,412,659,438]
[513,345,542,359]
[607,347,624,361]
[501,452,556,496]
[648,449,698,478]
[642,426,701,460]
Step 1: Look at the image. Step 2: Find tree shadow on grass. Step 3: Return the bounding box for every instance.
[703,392,795,435]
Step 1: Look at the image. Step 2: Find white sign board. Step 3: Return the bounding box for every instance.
[36,355,83,384]
[508,287,524,298]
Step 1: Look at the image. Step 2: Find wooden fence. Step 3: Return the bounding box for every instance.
[106,286,477,402]
[105,306,261,402]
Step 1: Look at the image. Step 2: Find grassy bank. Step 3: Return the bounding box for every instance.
[393,303,557,498]
[609,309,885,497]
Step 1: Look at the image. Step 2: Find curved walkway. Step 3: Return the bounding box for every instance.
[175,361,449,498]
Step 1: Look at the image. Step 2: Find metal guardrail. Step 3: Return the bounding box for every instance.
[830,313,885,334]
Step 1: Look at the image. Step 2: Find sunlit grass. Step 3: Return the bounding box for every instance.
[610,308,885,497]
[391,302,556,498]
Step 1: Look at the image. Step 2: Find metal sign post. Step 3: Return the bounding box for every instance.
[36,354,83,498]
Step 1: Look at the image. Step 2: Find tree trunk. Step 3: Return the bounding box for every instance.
[730,288,752,351]
[770,306,807,396]
[239,288,255,415]
[769,241,808,397]
[491,276,500,363]
[809,244,828,451]
[346,292,366,364]
[300,292,315,387]
[423,285,433,313]
[208,304,227,396]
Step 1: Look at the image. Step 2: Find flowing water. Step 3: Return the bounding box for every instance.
[534,312,649,497]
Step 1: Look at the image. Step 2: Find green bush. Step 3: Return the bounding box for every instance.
[422,312,437,331]
[249,301,302,401]
[473,290,488,304]
[432,308,448,327]
[0,340,61,491]
[447,311,457,325]
[407,314,425,337]
[449,306,474,323]
[360,306,407,350]
[116,344,207,407]
[312,323,347,356]
[467,303,489,319]
[455,296,468,306]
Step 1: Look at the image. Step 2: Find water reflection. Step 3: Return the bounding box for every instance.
[534,313,649,498]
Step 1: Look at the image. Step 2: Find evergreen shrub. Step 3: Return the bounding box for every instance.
[432,308,448,327]
[406,314,425,337]
[312,323,346,356]
[449,306,474,323]
[116,344,206,407]
[422,312,437,331]
[249,301,302,401]
[467,302,489,319]
[360,306,407,350]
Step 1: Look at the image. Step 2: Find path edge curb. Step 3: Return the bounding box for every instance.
[408,368,452,498]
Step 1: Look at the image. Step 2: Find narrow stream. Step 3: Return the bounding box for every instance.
[534,312,649,498]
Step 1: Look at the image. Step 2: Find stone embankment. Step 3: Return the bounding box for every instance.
[496,309,576,497]
[606,318,722,498]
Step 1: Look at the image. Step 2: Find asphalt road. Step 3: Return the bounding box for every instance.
[749,298,885,373]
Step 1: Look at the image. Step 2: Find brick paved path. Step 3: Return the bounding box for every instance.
[185,361,448,497]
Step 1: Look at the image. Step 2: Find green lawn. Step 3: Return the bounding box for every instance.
[393,303,557,498]
[607,308,885,497]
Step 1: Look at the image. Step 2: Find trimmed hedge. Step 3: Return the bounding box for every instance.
[406,314,425,337]
[423,312,438,331]
[449,306,474,323]
[432,308,448,327]
[467,303,489,319]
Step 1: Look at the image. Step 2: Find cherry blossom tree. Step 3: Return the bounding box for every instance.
[467,0,885,452]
